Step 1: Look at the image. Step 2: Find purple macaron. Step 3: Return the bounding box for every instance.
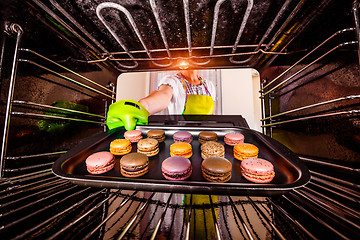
[173,131,193,143]
[161,156,192,181]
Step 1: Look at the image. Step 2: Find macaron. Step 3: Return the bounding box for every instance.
[161,156,192,181]
[198,131,218,144]
[85,151,115,174]
[170,142,193,158]
[147,129,166,143]
[124,130,143,143]
[201,141,225,159]
[241,158,275,183]
[110,139,132,155]
[201,156,232,183]
[233,143,259,161]
[120,152,149,178]
[224,132,244,146]
[173,131,193,143]
[137,138,159,157]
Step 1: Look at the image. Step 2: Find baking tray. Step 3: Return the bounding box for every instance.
[52,125,311,196]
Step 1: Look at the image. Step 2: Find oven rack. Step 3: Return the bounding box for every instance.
[93,0,310,69]
[11,100,105,125]
[18,49,116,100]
[28,0,326,70]
[0,165,359,239]
[0,26,115,177]
[259,27,359,136]
[28,0,124,72]
[261,0,360,71]
[353,0,360,63]
[260,28,357,97]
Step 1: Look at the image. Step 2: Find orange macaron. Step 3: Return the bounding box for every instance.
[233,143,259,161]
[170,142,193,158]
[110,139,132,155]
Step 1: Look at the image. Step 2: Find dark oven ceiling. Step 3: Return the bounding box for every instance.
[0,0,356,73]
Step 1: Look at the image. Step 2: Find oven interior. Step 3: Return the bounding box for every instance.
[0,0,359,239]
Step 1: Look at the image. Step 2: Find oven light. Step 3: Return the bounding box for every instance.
[178,59,190,69]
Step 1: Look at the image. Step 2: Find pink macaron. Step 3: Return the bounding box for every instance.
[224,132,244,146]
[124,130,143,143]
[85,151,115,174]
[240,158,275,183]
[161,156,192,181]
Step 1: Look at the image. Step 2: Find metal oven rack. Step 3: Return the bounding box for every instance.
[0,27,115,177]
[260,27,359,135]
[1,0,360,239]
[0,21,117,239]
[28,0,323,70]
[257,1,360,239]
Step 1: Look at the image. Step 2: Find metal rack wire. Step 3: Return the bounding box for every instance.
[255,3,360,239]
[23,0,316,69]
[92,0,303,68]
[16,0,354,72]
[1,170,359,239]
[259,27,359,134]
[1,185,275,239]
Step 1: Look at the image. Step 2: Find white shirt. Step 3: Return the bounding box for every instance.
[157,73,216,115]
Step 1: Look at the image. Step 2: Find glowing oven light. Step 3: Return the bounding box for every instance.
[178,59,189,69]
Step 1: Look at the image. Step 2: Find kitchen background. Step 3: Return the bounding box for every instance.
[117,68,262,131]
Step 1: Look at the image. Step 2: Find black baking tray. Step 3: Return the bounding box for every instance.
[52,125,311,196]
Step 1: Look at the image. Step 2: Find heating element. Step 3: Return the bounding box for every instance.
[1,0,360,239]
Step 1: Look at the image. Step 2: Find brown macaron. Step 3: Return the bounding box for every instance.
[120,152,149,178]
[147,129,166,143]
[233,143,259,161]
[201,141,225,159]
[201,156,232,183]
[198,131,218,144]
[137,138,159,157]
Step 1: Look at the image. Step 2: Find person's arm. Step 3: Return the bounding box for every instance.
[139,84,173,116]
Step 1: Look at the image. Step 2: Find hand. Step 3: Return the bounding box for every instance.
[106,99,149,130]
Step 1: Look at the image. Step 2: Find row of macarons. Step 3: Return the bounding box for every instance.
[85,151,275,184]
[109,129,260,161]
[123,129,246,146]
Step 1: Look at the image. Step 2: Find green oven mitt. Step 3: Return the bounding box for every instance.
[106,99,149,130]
